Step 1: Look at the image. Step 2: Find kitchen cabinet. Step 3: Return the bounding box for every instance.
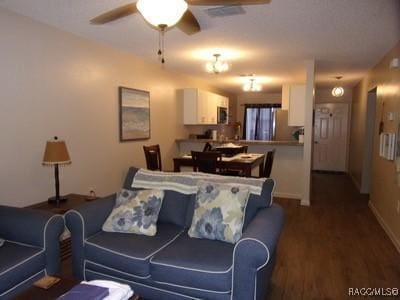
[287,85,306,126]
[183,88,229,125]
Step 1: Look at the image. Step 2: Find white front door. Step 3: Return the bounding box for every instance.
[313,103,349,171]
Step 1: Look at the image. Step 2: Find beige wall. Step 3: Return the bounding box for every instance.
[236,92,295,141]
[349,41,400,250]
[0,8,230,207]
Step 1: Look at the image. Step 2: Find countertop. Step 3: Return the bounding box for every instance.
[176,139,304,146]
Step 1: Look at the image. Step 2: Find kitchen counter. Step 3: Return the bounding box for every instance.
[176,139,303,146]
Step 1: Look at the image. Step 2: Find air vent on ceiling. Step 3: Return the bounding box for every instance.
[205,5,246,18]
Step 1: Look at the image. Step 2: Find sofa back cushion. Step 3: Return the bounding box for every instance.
[243,178,274,228]
[123,167,191,228]
[123,167,275,230]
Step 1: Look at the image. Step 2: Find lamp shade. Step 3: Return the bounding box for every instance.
[136,0,188,28]
[43,138,71,165]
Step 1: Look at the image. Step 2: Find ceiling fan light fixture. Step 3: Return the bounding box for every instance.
[136,0,188,28]
[205,54,229,74]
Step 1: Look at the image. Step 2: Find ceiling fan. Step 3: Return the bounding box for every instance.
[90,0,271,63]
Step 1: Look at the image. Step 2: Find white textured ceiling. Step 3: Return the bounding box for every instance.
[0,0,399,93]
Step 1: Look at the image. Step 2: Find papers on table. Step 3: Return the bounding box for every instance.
[181,153,264,162]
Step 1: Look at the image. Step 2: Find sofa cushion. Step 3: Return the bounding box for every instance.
[150,232,234,293]
[188,181,249,244]
[85,223,183,278]
[244,178,275,229]
[123,167,191,228]
[102,189,164,236]
[0,241,45,295]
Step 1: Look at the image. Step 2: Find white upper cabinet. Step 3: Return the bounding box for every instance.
[287,85,306,126]
[183,89,229,125]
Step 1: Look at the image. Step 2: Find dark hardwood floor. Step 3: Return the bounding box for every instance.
[270,172,400,300]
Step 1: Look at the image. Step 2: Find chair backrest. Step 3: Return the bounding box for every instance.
[263,149,276,178]
[191,151,222,174]
[143,144,162,171]
[203,142,213,152]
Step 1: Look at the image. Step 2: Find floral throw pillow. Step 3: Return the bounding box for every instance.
[102,189,164,236]
[188,181,250,244]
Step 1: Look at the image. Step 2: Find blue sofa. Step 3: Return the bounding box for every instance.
[0,206,65,299]
[65,167,285,300]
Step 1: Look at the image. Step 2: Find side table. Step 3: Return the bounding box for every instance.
[27,193,98,260]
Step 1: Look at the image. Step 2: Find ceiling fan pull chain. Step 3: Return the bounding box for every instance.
[158,31,162,60]
[161,29,165,64]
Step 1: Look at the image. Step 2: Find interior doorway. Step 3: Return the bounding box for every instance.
[360,88,377,194]
[313,103,350,172]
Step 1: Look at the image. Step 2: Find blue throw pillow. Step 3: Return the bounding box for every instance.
[123,167,191,228]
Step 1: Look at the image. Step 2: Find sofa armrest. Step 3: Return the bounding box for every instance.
[232,203,285,300]
[0,205,65,274]
[64,194,115,279]
[0,206,63,247]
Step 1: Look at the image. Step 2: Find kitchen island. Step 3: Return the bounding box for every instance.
[176,139,303,200]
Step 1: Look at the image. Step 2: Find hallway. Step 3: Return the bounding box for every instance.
[270,173,400,299]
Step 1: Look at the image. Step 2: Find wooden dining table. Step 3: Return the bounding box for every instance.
[173,153,265,177]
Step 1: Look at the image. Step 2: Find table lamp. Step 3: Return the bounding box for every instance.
[42,136,71,204]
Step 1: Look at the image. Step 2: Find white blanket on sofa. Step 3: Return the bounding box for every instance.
[131,168,265,195]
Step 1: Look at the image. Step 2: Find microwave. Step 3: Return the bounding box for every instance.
[217,106,228,124]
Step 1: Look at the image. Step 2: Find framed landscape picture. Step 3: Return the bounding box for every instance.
[119,87,150,141]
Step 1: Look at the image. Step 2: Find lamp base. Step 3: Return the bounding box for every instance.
[48,196,68,204]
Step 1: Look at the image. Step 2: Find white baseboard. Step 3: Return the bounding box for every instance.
[369,201,400,254]
[273,192,301,200]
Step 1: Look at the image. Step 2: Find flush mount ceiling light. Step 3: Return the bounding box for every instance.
[205,54,229,74]
[331,76,344,97]
[243,77,262,92]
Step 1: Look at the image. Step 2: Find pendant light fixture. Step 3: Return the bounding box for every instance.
[243,77,262,92]
[205,54,229,74]
[136,0,188,64]
[331,76,344,97]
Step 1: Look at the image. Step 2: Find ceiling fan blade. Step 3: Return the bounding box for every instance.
[187,0,271,5]
[90,3,138,25]
[177,9,201,35]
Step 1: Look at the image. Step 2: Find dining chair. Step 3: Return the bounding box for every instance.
[191,151,222,174]
[143,144,162,171]
[203,142,213,152]
[262,149,276,178]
